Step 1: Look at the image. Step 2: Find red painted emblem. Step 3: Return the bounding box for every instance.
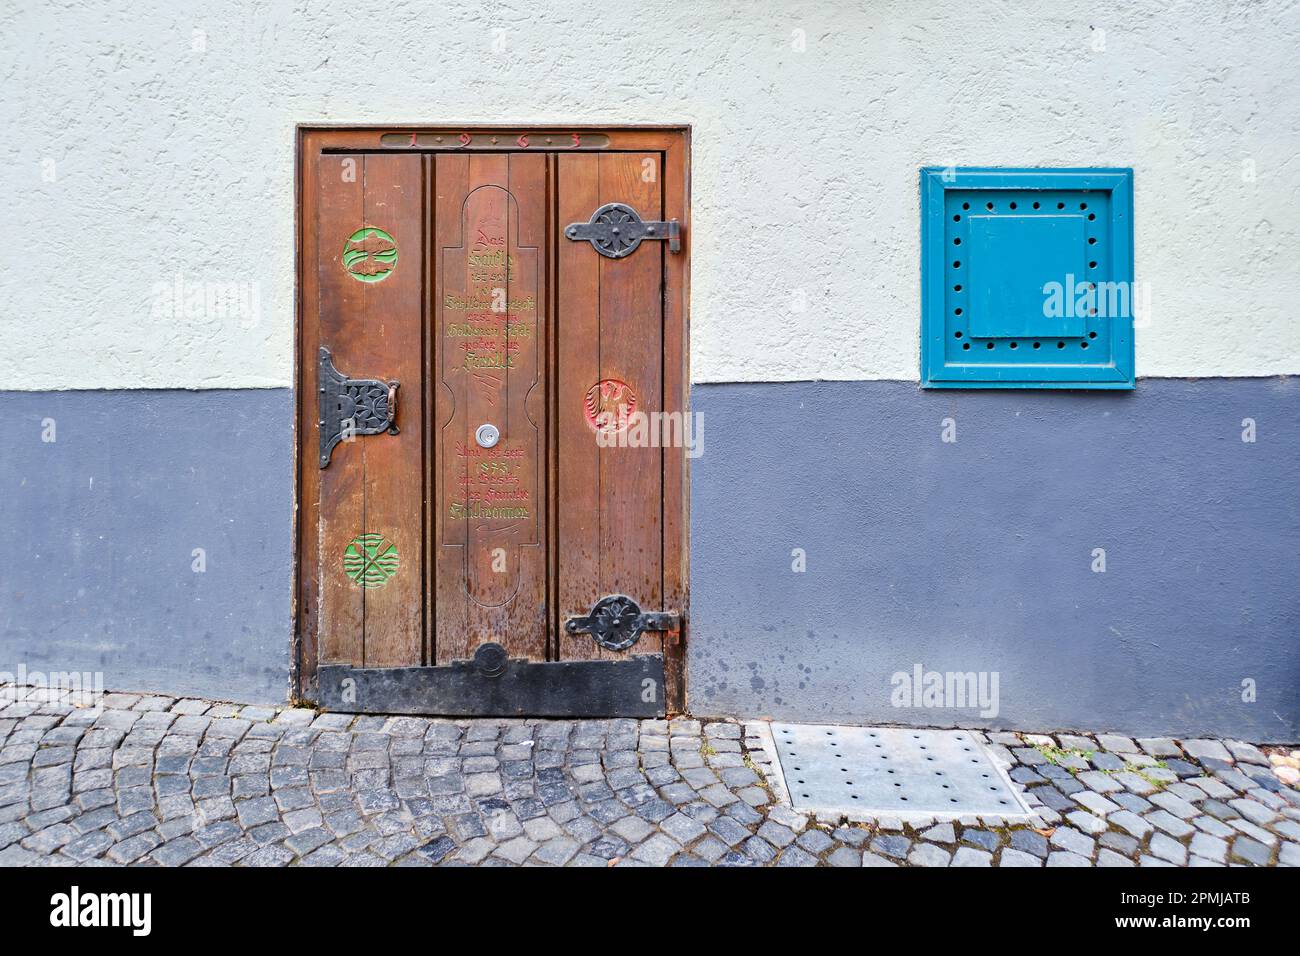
[584,379,637,433]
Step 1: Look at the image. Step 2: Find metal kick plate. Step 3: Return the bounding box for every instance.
[771,723,1032,818]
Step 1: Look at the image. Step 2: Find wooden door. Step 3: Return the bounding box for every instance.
[297,128,689,716]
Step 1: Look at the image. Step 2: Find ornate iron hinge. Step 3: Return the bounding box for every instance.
[566,595,679,652]
[318,347,399,468]
[565,202,681,259]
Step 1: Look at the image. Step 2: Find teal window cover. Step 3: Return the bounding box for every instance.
[921,167,1135,389]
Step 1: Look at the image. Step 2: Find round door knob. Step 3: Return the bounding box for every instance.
[475,423,500,448]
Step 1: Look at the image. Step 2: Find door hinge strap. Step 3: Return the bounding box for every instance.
[565,202,681,259]
[565,595,680,652]
[318,347,399,468]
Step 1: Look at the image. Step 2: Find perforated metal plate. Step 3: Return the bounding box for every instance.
[770,723,1032,819]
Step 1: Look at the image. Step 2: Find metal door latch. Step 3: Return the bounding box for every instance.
[318,347,399,468]
[566,595,679,652]
[565,202,681,259]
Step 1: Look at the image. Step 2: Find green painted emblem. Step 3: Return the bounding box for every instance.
[342,227,398,282]
[343,533,400,588]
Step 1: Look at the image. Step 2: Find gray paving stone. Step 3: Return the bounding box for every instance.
[1109,809,1152,839]
[870,834,911,859]
[797,828,834,854]
[961,829,1001,852]
[631,833,681,865]
[1230,836,1272,866]
[151,836,203,866]
[1047,850,1091,867]
[1149,832,1188,864]
[1009,829,1048,858]
[1147,810,1195,838]
[1137,738,1182,757]
[1048,826,1095,859]
[951,846,993,867]
[908,842,951,866]
[1097,848,1136,867]
[1189,831,1228,862]
[920,822,956,844]
[1181,739,1231,762]
[826,846,861,867]
[998,848,1043,867]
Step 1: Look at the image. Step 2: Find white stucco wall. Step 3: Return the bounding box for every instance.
[3,0,1298,389]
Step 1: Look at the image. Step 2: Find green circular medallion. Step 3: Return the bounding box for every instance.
[343,227,398,283]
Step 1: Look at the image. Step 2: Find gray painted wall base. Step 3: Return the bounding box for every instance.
[0,390,292,704]
[3,382,1297,738]
[688,379,1300,740]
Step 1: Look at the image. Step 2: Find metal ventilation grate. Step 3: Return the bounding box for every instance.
[770,723,1032,819]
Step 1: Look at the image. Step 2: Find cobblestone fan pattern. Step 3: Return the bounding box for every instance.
[1,688,1297,867]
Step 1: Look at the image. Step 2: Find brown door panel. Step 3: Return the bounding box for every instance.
[298,128,687,714]
[314,153,424,668]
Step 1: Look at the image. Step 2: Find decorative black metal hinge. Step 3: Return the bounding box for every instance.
[318,347,399,468]
[565,202,681,259]
[566,595,679,652]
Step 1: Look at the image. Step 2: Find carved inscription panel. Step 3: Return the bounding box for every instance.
[434,153,546,661]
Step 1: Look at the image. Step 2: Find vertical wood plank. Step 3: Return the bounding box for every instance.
[315,154,365,664]
[433,153,468,661]
[356,153,424,667]
[597,152,663,656]
[556,154,603,659]
[557,152,665,661]
[506,152,548,656]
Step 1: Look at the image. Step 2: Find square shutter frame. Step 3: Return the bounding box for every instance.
[920,167,1135,389]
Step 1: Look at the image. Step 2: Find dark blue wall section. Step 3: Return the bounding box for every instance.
[4,382,1297,736]
[1,390,292,704]
[688,379,1300,740]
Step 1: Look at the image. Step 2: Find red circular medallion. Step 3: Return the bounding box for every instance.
[584,379,637,434]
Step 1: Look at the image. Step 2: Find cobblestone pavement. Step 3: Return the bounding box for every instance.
[1,687,1297,867]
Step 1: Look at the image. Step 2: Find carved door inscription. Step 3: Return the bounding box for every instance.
[434,153,546,662]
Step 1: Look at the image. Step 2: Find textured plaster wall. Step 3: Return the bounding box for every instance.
[3,0,1299,389]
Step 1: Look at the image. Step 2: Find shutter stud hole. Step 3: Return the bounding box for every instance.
[954,331,963,338]
[1089,331,1097,339]
[1033,342,1041,349]
[1009,341,1018,349]
[952,260,961,268]
[986,342,994,349]
[954,308,962,315]
[962,343,970,350]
